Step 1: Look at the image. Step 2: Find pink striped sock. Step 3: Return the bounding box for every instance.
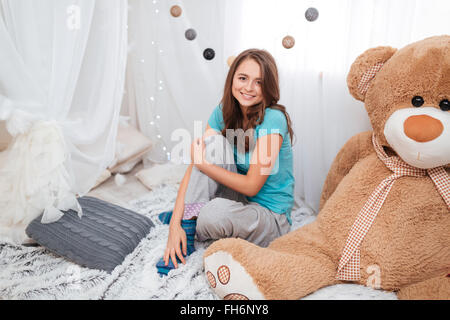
[182,202,206,220]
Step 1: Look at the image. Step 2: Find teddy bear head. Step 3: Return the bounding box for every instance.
[347,35,450,169]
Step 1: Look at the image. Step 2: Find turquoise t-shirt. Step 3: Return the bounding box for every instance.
[207,104,295,224]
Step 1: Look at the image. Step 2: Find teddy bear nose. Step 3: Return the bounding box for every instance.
[403,114,443,142]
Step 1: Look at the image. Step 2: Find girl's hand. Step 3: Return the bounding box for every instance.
[190,137,206,166]
[163,222,187,268]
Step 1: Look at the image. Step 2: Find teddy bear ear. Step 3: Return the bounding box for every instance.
[347,46,397,101]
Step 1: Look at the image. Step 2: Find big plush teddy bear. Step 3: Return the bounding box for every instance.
[203,35,450,300]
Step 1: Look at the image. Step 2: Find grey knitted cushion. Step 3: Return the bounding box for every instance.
[26,196,154,273]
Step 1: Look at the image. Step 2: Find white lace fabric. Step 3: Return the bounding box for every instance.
[0,121,82,243]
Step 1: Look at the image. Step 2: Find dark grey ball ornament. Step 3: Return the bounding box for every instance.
[185,28,197,41]
[203,48,215,60]
[305,7,319,21]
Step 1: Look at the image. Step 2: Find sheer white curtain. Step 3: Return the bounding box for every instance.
[0,0,128,243]
[125,0,239,164]
[126,0,450,213]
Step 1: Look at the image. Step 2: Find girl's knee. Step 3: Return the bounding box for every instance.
[204,135,234,166]
[196,198,232,241]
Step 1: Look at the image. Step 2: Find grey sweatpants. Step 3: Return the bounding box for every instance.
[184,134,290,248]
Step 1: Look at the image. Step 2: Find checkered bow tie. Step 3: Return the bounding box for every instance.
[336,134,450,281]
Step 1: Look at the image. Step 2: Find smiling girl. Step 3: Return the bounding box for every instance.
[157,49,295,275]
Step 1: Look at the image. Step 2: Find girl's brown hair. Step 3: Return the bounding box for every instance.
[220,49,295,152]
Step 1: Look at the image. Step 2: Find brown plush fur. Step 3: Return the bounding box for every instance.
[205,36,450,300]
[397,274,450,300]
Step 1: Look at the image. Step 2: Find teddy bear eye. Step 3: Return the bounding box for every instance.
[411,96,424,107]
[439,99,449,111]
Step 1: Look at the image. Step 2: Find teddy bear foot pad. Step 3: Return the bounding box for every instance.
[204,250,265,300]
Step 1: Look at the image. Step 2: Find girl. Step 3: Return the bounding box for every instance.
[157,49,295,275]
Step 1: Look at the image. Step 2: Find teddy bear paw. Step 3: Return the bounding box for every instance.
[204,250,265,300]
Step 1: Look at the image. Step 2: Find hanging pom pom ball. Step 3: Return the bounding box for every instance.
[185,28,197,40]
[282,35,295,49]
[203,48,215,60]
[227,56,236,67]
[114,173,127,186]
[170,5,182,17]
[305,7,319,21]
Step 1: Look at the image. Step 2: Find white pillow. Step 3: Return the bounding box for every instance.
[135,163,189,190]
[91,169,112,189]
[112,157,142,174]
[0,120,11,152]
[108,120,153,173]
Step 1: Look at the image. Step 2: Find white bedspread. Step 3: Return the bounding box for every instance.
[0,184,397,300]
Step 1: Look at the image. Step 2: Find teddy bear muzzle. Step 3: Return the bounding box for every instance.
[384,106,450,169]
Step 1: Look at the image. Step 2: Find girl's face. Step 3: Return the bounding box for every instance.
[232,58,263,109]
